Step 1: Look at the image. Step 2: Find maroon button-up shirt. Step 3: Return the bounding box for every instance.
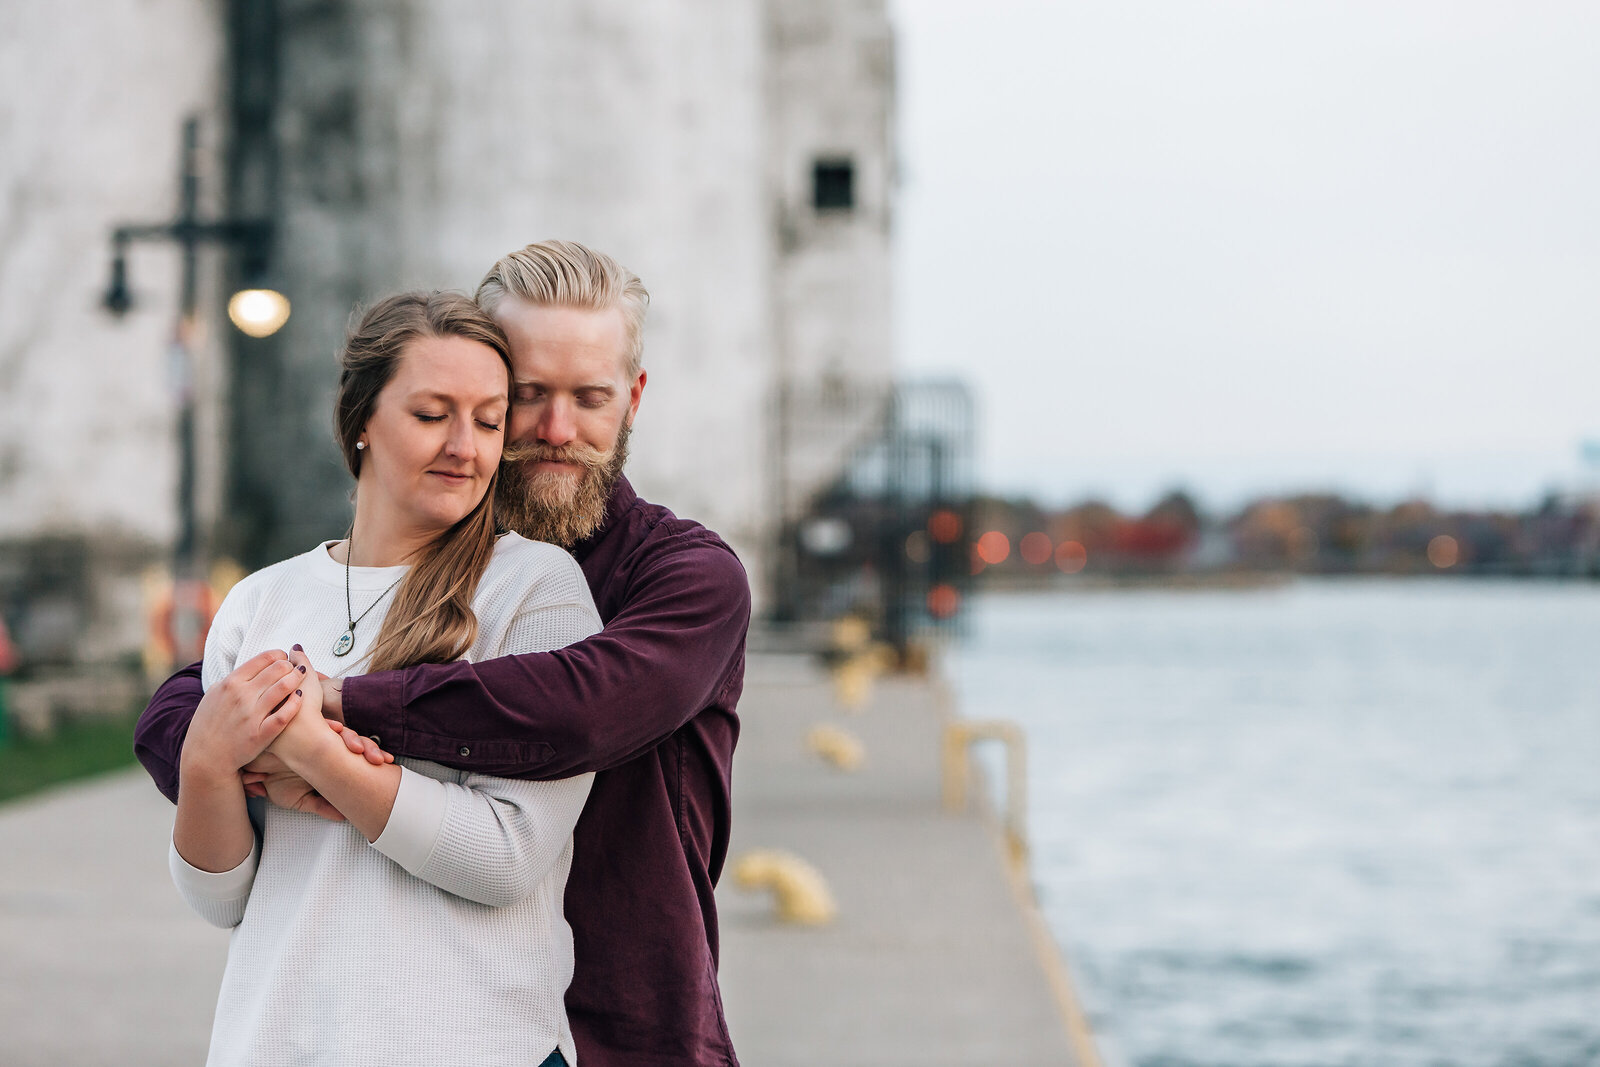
[135,478,748,1066]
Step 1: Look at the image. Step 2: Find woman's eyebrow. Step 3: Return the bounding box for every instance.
[405,389,508,405]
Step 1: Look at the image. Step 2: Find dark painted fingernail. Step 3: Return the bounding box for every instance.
[297,664,306,673]
[295,689,303,697]
[292,643,303,652]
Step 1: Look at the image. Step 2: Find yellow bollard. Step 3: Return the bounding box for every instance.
[733,849,837,925]
[806,724,865,771]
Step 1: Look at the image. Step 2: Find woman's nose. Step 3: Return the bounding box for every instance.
[444,418,477,458]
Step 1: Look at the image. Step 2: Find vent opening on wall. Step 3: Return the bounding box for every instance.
[812,158,855,212]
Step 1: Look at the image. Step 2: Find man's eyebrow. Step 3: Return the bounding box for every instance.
[514,380,617,396]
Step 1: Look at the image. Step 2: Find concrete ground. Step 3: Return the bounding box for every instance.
[717,654,1086,1066]
[0,769,226,1066]
[0,655,1089,1065]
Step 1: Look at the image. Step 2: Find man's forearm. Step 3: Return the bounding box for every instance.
[342,548,751,780]
[135,662,205,804]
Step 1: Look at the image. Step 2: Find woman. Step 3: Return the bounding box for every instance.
[170,292,600,1067]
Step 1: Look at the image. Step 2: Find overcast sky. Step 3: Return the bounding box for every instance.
[891,0,1600,512]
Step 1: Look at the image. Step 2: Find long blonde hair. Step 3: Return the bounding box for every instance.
[333,291,512,672]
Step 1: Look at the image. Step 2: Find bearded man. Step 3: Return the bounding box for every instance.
[135,240,749,1067]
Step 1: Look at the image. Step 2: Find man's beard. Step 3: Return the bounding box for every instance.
[496,422,630,548]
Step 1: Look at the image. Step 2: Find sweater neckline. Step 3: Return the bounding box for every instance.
[306,540,411,591]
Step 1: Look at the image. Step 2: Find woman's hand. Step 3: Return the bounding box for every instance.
[179,649,305,784]
[268,647,336,769]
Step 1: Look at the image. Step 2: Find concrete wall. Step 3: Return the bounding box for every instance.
[766,0,897,519]
[0,0,896,662]
[234,0,773,573]
[0,0,222,661]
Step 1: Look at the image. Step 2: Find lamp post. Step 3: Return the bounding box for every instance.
[102,116,288,665]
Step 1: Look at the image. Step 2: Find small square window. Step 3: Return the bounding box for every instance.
[812,158,855,212]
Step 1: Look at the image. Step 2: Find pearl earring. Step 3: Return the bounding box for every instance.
[356,441,366,451]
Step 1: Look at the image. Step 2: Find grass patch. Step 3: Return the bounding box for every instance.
[0,712,142,806]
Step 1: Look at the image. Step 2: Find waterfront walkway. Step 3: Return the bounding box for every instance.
[0,654,1085,1065]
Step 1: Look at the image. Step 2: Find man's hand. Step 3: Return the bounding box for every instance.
[311,669,392,765]
[320,672,344,722]
[334,720,395,767]
[244,768,345,822]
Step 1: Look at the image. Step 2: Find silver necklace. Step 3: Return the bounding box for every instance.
[333,535,406,657]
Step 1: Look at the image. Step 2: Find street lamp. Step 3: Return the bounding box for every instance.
[227,288,292,337]
[101,116,285,665]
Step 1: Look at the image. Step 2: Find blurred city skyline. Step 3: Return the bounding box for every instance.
[894,0,1600,513]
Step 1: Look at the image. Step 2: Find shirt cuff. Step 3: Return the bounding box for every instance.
[369,766,448,875]
[342,670,406,750]
[169,835,259,899]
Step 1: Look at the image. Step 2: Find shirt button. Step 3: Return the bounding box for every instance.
[457,745,472,757]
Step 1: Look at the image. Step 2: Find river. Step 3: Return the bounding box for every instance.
[946,579,1600,1067]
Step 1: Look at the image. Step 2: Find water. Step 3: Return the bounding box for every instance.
[946,579,1600,1067]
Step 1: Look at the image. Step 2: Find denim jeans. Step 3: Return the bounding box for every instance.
[538,1051,567,1067]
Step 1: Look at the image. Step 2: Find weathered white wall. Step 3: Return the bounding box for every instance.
[404,0,775,564]
[0,0,896,658]
[0,0,222,661]
[767,0,897,518]
[248,0,773,573]
[0,0,223,544]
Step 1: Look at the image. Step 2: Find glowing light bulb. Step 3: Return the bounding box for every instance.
[227,288,291,338]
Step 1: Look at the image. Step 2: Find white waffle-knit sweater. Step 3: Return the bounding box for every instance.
[170,533,601,1067]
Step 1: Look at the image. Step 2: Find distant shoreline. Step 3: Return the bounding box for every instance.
[974,570,1600,594]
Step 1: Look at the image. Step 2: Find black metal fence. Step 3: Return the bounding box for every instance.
[771,379,977,652]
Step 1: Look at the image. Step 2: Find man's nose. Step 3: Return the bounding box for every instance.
[538,399,577,447]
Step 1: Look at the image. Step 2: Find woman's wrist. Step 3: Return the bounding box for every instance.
[178,743,243,792]
[275,718,342,777]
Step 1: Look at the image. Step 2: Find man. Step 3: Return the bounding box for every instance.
[135,240,749,1067]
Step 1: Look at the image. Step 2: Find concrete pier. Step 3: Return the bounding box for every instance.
[0,655,1091,1065]
[718,654,1088,1066]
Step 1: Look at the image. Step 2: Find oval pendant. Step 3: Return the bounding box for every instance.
[332,631,355,657]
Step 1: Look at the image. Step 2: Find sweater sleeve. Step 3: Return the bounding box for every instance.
[370,769,593,907]
[169,833,258,929]
[341,533,750,779]
[366,550,603,906]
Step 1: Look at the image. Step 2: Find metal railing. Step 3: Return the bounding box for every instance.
[941,718,1029,872]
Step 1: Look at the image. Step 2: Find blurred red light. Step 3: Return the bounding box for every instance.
[1056,540,1087,574]
[928,509,963,544]
[1020,531,1053,565]
[927,584,960,618]
[975,531,1010,565]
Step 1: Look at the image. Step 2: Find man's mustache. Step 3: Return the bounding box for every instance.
[501,439,608,470]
